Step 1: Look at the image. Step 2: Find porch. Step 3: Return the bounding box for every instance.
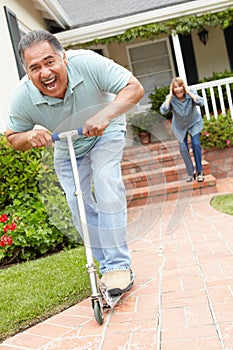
[124,76,233,207]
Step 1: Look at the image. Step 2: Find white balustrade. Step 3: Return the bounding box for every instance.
[189,77,233,120]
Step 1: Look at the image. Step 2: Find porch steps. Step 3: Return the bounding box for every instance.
[122,140,217,208]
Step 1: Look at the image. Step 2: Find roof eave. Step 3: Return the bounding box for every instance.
[55,0,233,46]
[33,0,73,29]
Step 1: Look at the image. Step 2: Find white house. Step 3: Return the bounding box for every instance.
[1,0,233,132]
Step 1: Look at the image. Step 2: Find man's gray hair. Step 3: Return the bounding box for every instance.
[18,29,64,67]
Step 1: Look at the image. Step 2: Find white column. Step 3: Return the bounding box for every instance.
[171,31,187,84]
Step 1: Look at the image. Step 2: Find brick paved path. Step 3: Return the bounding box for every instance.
[1,178,233,350]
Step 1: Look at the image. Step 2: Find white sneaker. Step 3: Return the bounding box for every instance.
[197,172,204,182]
[186,173,196,182]
[186,176,193,182]
[101,270,134,296]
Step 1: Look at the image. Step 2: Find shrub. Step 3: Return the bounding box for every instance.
[200,113,233,150]
[199,69,233,82]
[198,70,233,112]
[0,135,80,266]
[149,85,172,118]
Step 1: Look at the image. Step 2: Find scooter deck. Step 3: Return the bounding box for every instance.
[107,291,127,308]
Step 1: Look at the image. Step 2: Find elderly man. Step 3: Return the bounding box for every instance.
[6,29,144,296]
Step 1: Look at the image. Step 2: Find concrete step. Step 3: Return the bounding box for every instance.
[122,141,217,207]
[123,160,211,189]
[123,140,179,159]
[122,149,184,175]
[126,174,217,208]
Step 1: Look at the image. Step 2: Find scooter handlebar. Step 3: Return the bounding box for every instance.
[51,127,83,141]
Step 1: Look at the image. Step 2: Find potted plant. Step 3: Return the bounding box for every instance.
[127,108,162,144]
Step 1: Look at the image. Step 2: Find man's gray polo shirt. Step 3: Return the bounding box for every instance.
[8,50,132,158]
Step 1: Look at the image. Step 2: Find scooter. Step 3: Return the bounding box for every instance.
[51,128,134,325]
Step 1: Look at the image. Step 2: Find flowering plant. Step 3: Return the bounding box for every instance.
[0,213,16,248]
[201,113,233,150]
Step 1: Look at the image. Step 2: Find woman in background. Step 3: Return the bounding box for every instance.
[160,77,205,182]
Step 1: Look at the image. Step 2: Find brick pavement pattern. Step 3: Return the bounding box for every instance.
[1,178,233,350]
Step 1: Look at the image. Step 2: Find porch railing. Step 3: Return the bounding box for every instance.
[189,77,233,121]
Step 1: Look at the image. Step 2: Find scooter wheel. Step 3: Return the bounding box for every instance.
[94,301,104,325]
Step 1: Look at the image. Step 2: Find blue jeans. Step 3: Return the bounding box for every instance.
[54,130,131,275]
[179,132,202,176]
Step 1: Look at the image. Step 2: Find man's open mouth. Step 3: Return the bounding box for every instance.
[42,76,57,90]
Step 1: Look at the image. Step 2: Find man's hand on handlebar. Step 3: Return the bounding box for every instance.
[27,129,53,148]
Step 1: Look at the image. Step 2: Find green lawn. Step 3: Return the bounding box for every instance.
[211,193,233,216]
[0,247,91,342]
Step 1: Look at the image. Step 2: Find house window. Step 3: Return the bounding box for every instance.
[4,6,25,79]
[127,39,175,105]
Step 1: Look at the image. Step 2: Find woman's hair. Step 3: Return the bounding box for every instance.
[18,29,64,67]
[171,77,185,94]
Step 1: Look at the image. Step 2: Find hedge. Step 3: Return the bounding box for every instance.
[0,135,80,266]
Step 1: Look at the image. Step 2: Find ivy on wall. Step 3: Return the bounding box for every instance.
[67,7,233,49]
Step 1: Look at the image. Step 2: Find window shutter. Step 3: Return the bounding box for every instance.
[178,34,198,84]
[224,26,233,71]
[4,6,25,79]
